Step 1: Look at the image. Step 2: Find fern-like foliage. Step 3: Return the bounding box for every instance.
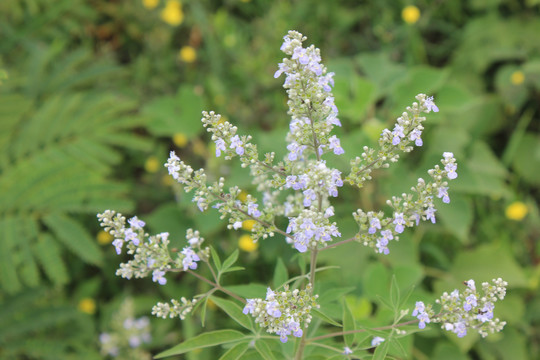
[0,46,151,294]
[0,287,102,360]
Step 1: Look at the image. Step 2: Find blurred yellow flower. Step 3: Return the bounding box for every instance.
[242,219,256,231]
[239,234,258,252]
[161,0,183,26]
[97,230,113,245]
[237,190,248,202]
[145,156,160,173]
[142,0,159,9]
[179,46,197,63]
[505,201,528,221]
[173,132,188,147]
[402,5,420,24]
[511,70,524,85]
[78,298,96,315]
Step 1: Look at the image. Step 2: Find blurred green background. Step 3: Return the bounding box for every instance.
[1,0,539,359]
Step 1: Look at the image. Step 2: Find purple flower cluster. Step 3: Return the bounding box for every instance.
[414,278,507,338]
[284,161,344,210]
[112,216,145,255]
[243,285,318,344]
[286,210,341,252]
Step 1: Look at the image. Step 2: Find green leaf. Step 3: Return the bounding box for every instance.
[210,296,254,332]
[222,249,239,272]
[0,216,22,294]
[342,300,356,347]
[372,338,390,360]
[221,266,245,274]
[154,330,246,358]
[33,234,69,286]
[312,308,342,328]
[210,246,222,272]
[225,284,267,298]
[218,342,250,360]
[43,213,103,266]
[511,132,540,186]
[200,297,209,327]
[389,275,400,310]
[255,340,276,360]
[273,258,288,289]
[436,194,473,243]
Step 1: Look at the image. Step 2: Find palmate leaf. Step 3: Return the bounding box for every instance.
[0,88,150,293]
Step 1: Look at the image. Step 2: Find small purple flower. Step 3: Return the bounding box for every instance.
[437,186,450,203]
[215,138,226,157]
[303,189,317,207]
[128,216,145,229]
[409,128,423,146]
[328,135,344,155]
[424,96,439,113]
[266,300,281,318]
[412,301,425,317]
[463,294,477,312]
[454,322,467,337]
[393,212,406,233]
[368,217,381,234]
[112,239,123,255]
[230,135,244,155]
[392,124,405,145]
[152,270,167,285]
[418,312,430,329]
[343,346,353,355]
[445,163,458,180]
[243,299,256,315]
[181,247,200,271]
[247,202,261,218]
[425,204,437,224]
[287,142,307,161]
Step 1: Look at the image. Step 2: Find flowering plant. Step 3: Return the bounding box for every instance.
[98,31,507,359]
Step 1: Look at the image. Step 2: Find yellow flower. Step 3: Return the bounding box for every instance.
[97,230,113,245]
[402,5,420,24]
[145,156,160,173]
[161,0,183,26]
[511,70,524,85]
[173,132,188,147]
[179,46,197,63]
[239,234,258,252]
[505,201,528,221]
[142,0,159,9]
[237,190,248,203]
[78,298,96,315]
[242,220,256,231]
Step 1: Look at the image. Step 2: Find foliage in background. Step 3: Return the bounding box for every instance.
[0,0,539,359]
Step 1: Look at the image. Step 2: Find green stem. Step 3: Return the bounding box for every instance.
[307,319,419,342]
[187,269,246,303]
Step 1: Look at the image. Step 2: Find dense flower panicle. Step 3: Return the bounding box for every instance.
[351,152,458,255]
[243,284,319,343]
[412,278,507,338]
[152,297,199,320]
[275,31,343,161]
[286,209,341,252]
[97,211,208,286]
[347,94,438,188]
